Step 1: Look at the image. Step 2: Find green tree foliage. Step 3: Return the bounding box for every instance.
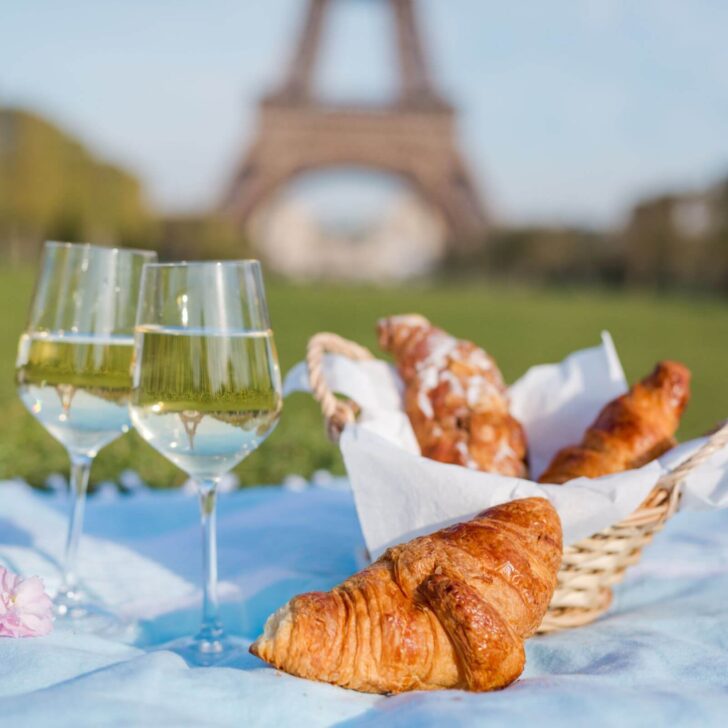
[486,226,624,286]
[153,214,251,262]
[0,107,152,258]
[0,107,251,263]
[623,179,728,292]
[444,226,625,288]
[708,179,728,290]
[446,177,728,295]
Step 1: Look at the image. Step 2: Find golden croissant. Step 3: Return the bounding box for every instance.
[250,497,562,693]
[539,360,691,484]
[377,314,528,478]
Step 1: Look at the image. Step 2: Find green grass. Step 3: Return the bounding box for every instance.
[1,267,726,488]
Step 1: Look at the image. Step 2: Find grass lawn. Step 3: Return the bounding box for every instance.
[1,266,726,488]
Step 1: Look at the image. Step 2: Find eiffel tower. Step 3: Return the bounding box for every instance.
[221,0,487,250]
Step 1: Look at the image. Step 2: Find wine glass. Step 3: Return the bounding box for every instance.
[129,260,282,665]
[16,241,157,631]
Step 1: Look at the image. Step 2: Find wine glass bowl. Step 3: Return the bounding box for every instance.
[16,331,135,455]
[130,326,281,480]
[15,241,157,630]
[129,260,282,665]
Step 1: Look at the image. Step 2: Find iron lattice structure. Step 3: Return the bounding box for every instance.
[221,0,487,249]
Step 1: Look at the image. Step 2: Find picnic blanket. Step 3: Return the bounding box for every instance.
[1,479,727,727]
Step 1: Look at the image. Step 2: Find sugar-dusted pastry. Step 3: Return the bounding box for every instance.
[539,361,690,484]
[377,314,528,477]
[251,497,562,693]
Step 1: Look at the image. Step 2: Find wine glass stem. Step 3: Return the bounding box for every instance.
[197,480,223,644]
[60,453,92,598]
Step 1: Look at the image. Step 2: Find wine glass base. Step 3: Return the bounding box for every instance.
[158,634,251,667]
[53,594,137,642]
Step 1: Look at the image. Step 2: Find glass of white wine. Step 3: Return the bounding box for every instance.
[130,260,282,665]
[16,241,157,631]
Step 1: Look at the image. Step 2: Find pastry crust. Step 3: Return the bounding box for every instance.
[377,314,528,477]
[539,360,691,484]
[250,497,562,693]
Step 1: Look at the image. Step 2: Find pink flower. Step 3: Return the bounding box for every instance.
[0,566,54,638]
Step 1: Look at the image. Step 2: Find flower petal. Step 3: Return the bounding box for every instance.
[0,569,53,638]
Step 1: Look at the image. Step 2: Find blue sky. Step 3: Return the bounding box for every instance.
[2,0,727,227]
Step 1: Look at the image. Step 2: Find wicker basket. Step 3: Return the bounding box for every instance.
[305,332,728,634]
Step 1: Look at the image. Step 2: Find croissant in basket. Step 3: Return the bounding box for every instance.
[251,497,562,694]
[377,314,528,478]
[539,360,691,484]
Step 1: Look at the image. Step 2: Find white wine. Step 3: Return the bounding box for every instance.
[130,326,282,479]
[16,333,134,456]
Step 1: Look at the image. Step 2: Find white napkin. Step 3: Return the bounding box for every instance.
[285,335,728,558]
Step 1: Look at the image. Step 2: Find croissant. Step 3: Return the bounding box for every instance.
[250,497,562,693]
[539,360,691,484]
[377,314,528,478]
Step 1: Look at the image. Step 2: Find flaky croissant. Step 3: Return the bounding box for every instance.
[250,497,562,693]
[377,314,528,477]
[539,360,691,484]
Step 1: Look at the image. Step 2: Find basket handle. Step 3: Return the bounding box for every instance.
[307,332,375,442]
